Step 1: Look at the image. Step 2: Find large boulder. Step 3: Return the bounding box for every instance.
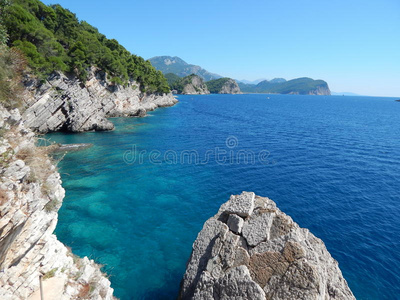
[179,192,355,300]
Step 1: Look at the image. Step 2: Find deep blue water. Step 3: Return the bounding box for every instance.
[47,94,400,300]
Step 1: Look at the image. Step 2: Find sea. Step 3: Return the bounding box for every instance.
[47,94,400,300]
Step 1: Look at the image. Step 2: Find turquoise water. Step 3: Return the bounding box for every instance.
[48,94,400,299]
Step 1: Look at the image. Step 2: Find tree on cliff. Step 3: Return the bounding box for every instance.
[3,0,170,94]
[0,0,10,44]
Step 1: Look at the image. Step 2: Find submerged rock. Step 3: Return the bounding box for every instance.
[179,192,355,300]
[50,143,93,153]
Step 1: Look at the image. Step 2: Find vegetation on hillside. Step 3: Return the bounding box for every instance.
[169,74,203,94]
[3,0,169,93]
[0,0,9,44]
[164,73,181,87]
[0,46,25,109]
[238,77,329,94]
[205,78,232,94]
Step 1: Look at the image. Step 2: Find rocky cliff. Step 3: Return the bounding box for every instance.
[206,78,242,94]
[179,75,210,95]
[179,192,354,300]
[218,79,241,94]
[169,74,210,95]
[22,68,178,133]
[0,105,115,299]
[304,85,331,96]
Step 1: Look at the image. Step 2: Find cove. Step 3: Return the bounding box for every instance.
[48,94,400,300]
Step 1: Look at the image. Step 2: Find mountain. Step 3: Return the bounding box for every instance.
[238,78,267,85]
[269,78,287,83]
[149,56,222,81]
[149,56,331,95]
[206,78,241,94]
[239,77,331,95]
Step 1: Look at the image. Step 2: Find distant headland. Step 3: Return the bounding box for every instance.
[149,56,331,96]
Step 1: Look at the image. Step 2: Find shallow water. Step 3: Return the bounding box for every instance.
[48,94,400,299]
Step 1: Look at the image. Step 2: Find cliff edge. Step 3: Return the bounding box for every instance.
[206,78,242,94]
[0,106,115,299]
[179,192,354,300]
[23,68,177,133]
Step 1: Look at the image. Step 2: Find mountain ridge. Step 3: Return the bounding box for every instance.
[239,77,331,95]
[151,55,331,95]
[149,56,222,81]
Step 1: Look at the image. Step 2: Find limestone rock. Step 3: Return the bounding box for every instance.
[227,214,244,234]
[178,192,355,300]
[22,68,178,133]
[214,265,265,299]
[218,79,242,94]
[180,75,210,95]
[242,212,274,246]
[0,104,115,299]
[221,191,255,217]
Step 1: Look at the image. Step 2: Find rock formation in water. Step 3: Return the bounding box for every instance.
[170,74,210,95]
[22,68,178,133]
[218,79,241,94]
[181,75,210,95]
[0,105,115,299]
[179,192,355,300]
[206,78,242,94]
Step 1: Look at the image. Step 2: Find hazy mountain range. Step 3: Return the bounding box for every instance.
[149,56,331,95]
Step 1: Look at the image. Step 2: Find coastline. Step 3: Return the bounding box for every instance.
[0,106,115,299]
[23,69,178,134]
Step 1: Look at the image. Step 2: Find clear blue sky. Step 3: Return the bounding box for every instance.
[42,0,400,97]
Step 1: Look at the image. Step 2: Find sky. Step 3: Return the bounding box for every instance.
[41,0,400,97]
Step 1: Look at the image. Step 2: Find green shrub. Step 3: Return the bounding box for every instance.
[43,268,57,279]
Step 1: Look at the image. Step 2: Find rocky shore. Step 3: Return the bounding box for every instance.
[179,192,354,300]
[22,68,178,133]
[0,106,115,299]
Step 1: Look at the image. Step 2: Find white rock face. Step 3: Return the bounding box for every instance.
[23,68,178,133]
[0,105,115,299]
[227,214,244,234]
[218,79,242,94]
[181,75,210,95]
[179,192,355,300]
